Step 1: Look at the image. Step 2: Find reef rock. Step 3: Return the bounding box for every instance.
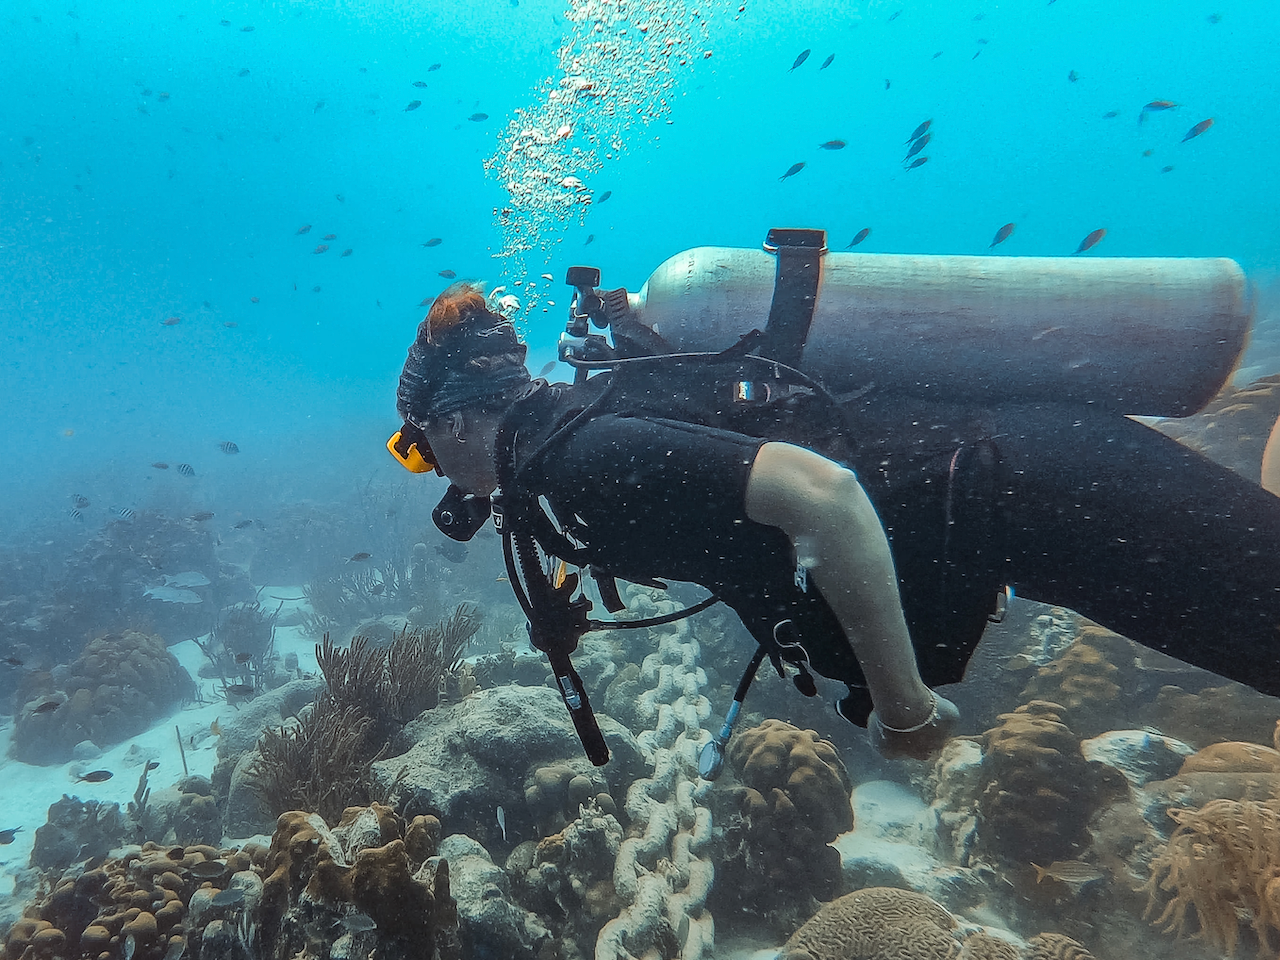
[374,684,644,851]
[1018,624,1138,738]
[438,834,551,959]
[1080,730,1193,788]
[30,795,126,872]
[1141,682,1280,751]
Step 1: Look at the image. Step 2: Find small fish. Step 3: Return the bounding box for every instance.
[1,656,24,667]
[240,25,254,32]
[250,296,259,303]
[1074,228,1106,254]
[177,463,195,477]
[234,652,255,664]
[237,68,250,78]
[1142,149,1154,157]
[151,463,168,472]
[990,222,1016,248]
[112,506,137,520]
[818,139,846,150]
[439,269,457,279]
[932,51,943,59]
[1032,860,1105,885]
[335,193,345,202]
[219,440,239,454]
[538,361,557,378]
[1182,118,1213,142]
[1161,165,1174,173]
[188,511,215,521]
[820,54,834,70]
[1139,100,1176,123]
[322,233,337,240]
[423,237,443,247]
[77,770,114,783]
[847,228,870,247]
[347,552,372,563]
[297,224,312,234]
[419,297,432,307]
[32,700,61,714]
[1102,110,1119,119]
[224,683,255,696]
[1067,69,1078,83]
[884,79,891,90]
[69,508,83,521]
[220,19,231,25]
[468,112,488,121]
[906,156,929,170]
[904,133,930,160]
[496,805,507,842]
[1207,12,1221,23]
[405,100,422,112]
[596,190,612,204]
[779,161,806,181]
[343,914,377,933]
[212,888,245,907]
[428,63,441,72]
[789,49,811,72]
[189,859,227,880]
[145,760,160,771]
[162,316,181,326]
[412,81,428,88]
[313,100,325,113]
[211,719,223,736]
[233,519,255,529]
[585,234,594,245]
[224,321,237,328]
[0,828,21,845]
[72,493,90,508]
[314,244,329,254]
[888,9,901,21]
[906,119,931,143]
[312,285,321,293]
[341,249,353,257]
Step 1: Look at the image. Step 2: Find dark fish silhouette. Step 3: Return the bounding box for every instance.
[233,519,255,529]
[237,69,250,78]
[1139,100,1176,124]
[1074,228,1106,254]
[779,162,806,181]
[188,511,215,522]
[312,286,321,293]
[819,140,846,150]
[224,683,255,696]
[219,441,239,454]
[596,190,612,204]
[1,656,24,667]
[990,223,1015,248]
[904,133,930,160]
[439,270,457,279]
[0,828,20,844]
[820,54,834,70]
[906,156,929,170]
[412,81,428,88]
[241,25,254,32]
[847,228,870,247]
[341,249,353,257]
[234,652,255,663]
[1161,165,1174,173]
[322,233,337,240]
[77,770,113,783]
[72,493,90,508]
[162,317,181,326]
[888,10,901,21]
[428,63,441,72]
[1102,111,1119,118]
[177,463,195,477]
[884,79,891,90]
[585,234,595,245]
[314,244,329,254]
[789,49,811,72]
[423,237,443,247]
[1182,118,1213,142]
[297,224,312,234]
[906,119,931,143]
[69,508,83,521]
[1067,70,1078,82]
[468,112,488,121]
[335,194,345,202]
[32,700,60,714]
[145,760,160,771]
[405,100,422,111]
[347,552,372,563]
[538,361,557,378]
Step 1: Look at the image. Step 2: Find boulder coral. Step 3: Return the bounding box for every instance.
[976,701,1126,865]
[11,630,194,764]
[778,887,1097,960]
[1017,624,1135,738]
[716,719,853,925]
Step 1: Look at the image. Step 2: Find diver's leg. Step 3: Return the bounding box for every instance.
[998,404,1280,695]
[744,441,934,728]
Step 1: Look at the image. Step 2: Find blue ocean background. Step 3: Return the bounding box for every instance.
[2,0,1277,537]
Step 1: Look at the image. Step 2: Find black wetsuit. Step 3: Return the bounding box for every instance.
[502,360,1280,721]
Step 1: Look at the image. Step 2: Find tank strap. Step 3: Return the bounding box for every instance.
[760,227,828,367]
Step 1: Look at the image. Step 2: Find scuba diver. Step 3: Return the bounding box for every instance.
[390,255,1280,768]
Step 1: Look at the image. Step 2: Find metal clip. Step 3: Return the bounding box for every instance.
[794,561,808,593]
[557,674,583,710]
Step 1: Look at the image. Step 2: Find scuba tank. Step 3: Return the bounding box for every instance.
[565,228,1251,418]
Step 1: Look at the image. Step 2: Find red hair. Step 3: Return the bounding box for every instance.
[425,282,490,343]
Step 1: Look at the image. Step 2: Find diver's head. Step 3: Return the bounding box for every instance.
[396,282,531,491]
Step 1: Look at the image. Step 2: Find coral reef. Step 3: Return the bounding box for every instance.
[440,834,551,959]
[30,796,126,873]
[976,701,1127,865]
[196,600,280,692]
[777,887,1098,960]
[714,719,853,926]
[1018,624,1138,739]
[1141,682,1280,750]
[10,630,194,764]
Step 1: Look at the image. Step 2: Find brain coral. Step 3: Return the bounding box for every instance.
[977,701,1125,864]
[713,720,854,927]
[779,887,957,960]
[11,630,194,764]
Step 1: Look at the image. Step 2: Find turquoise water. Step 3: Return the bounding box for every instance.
[1,0,1276,533]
